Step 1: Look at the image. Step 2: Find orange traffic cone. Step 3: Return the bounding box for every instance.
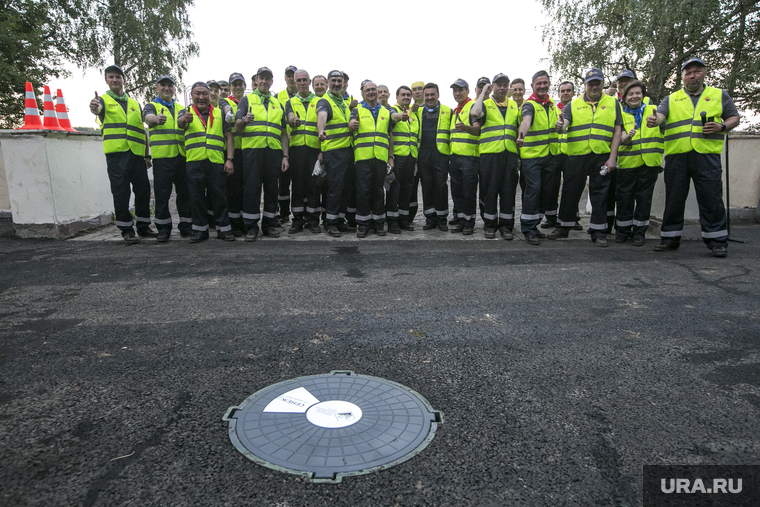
[42,85,65,131]
[55,89,77,132]
[17,82,45,130]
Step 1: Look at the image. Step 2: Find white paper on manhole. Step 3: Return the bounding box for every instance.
[306,400,363,428]
[263,387,320,413]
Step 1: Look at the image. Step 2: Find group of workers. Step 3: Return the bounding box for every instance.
[89,57,739,257]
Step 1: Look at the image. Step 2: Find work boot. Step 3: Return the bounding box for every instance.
[484,228,496,239]
[525,235,540,246]
[711,245,727,258]
[156,231,170,243]
[388,223,402,234]
[138,227,159,238]
[654,241,678,252]
[189,232,208,243]
[122,231,140,244]
[594,237,608,247]
[546,229,568,240]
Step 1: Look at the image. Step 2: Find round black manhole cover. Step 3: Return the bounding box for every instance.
[223,370,443,483]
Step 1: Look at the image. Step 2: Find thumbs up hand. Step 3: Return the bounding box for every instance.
[90,91,101,114]
[184,109,193,124]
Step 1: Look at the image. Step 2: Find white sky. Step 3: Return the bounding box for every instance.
[56,0,551,128]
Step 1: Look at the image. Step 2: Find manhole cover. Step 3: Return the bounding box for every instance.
[223,370,443,483]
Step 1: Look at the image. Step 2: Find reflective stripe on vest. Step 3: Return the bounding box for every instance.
[320,95,352,152]
[664,87,724,155]
[565,94,617,156]
[450,101,479,157]
[240,93,284,151]
[101,94,146,156]
[354,106,391,162]
[391,106,420,157]
[221,98,242,149]
[478,98,519,155]
[185,106,225,163]
[288,96,320,149]
[149,101,185,159]
[520,100,560,159]
[617,104,664,168]
[277,89,295,136]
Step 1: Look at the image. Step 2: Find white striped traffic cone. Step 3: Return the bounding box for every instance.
[42,85,65,131]
[17,82,45,130]
[55,89,77,132]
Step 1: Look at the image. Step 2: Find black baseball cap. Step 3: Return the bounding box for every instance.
[476,77,491,86]
[285,65,297,75]
[218,80,229,87]
[531,70,550,83]
[228,72,245,84]
[256,67,273,77]
[155,74,175,85]
[681,57,706,71]
[584,68,604,83]
[616,69,636,81]
[104,65,124,76]
[206,80,221,89]
[342,71,350,80]
[450,78,469,89]
[492,73,510,83]
[191,81,209,91]
[328,70,344,79]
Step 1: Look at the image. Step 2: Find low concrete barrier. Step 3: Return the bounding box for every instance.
[0,130,113,238]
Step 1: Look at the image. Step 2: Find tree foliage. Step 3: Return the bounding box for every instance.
[66,0,199,102]
[0,0,72,128]
[539,0,760,124]
[0,0,198,128]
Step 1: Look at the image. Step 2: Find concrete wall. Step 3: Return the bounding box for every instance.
[0,147,9,211]
[650,133,760,223]
[0,130,113,238]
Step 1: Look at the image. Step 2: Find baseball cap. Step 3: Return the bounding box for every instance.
[328,70,344,79]
[218,80,229,87]
[228,72,245,84]
[285,65,297,75]
[104,65,124,76]
[342,71,350,80]
[681,57,706,71]
[256,67,273,77]
[191,81,209,91]
[476,77,490,86]
[616,69,636,81]
[584,68,604,83]
[360,80,375,90]
[411,81,424,89]
[450,78,469,89]
[206,80,220,89]
[492,73,510,83]
[155,74,175,85]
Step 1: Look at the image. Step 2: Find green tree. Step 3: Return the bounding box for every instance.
[67,0,199,102]
[0,0,72,128]
[539,0,760,125]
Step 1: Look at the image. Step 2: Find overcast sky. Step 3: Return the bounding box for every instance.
[59,0,555,127]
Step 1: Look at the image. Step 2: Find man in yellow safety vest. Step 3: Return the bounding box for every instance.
[646,57,740,257]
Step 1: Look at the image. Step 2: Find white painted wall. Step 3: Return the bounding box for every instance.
[0,148,9,211]
[0,131,112,230]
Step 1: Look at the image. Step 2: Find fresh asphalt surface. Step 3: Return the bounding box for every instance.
[1,226,759,507]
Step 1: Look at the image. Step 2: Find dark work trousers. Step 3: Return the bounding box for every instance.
[186,159,231,234]
[449,154,479,228]
[152,155,191,235]
[226,148,244,232]
[606,170,617,232]
[520,155,555,235]
[344,159,356,226]
[615,166,659,238]
[323,147,352,228]
[409,170,420,222]
[555,153,611,240]
[418,145,449,225]
[660,151,727,249]
[106,150,152,235]
[479,151,517,230]
[355,158,387,230]
[320,186,328,224]
[278,165,291,219]
[290,146,321,227]
[392,155,416,228]
[545,153,566,220]
[537,155,559,219]
[242,147,281,234]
